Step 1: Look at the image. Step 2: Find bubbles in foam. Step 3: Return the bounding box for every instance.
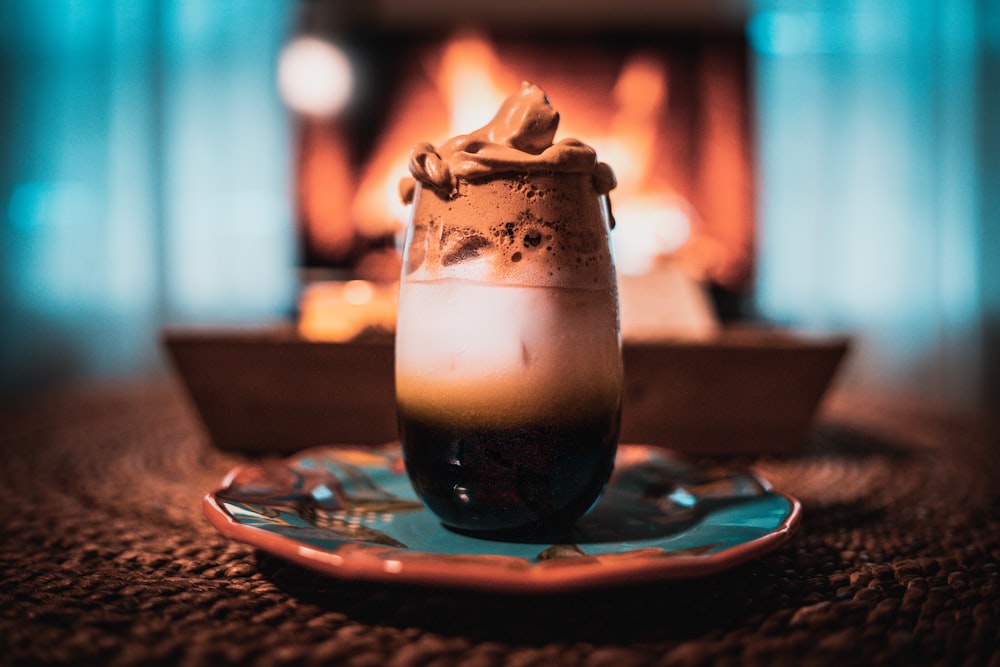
[404,174,615,290]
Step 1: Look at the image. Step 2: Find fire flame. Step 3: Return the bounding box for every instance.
[298,119,354,259]
[298,29,752,341]
[437,31,510,136]
[351,30,717,277]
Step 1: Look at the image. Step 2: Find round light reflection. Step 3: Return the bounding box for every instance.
[278,36,353,117]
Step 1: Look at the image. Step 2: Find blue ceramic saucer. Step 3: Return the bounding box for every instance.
[204,443,800,593]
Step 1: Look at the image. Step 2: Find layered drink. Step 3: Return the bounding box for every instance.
[396,82,621,534]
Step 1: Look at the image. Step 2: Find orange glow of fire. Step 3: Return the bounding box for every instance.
[298,119,355,259]
[299,30,753,341]
[438,31,510,135]
[298,279,397,342]
[349,29,517,243]
[351,31,713,278]
[689,51,753,288]
[598,53,697,276]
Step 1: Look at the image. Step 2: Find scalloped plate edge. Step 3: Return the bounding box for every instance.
[203,491,802,594]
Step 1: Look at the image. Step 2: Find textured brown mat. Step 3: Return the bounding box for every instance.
[1,379,997,666]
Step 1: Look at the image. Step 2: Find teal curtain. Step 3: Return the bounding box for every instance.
[749,0,998,410]
[1,1,294,396]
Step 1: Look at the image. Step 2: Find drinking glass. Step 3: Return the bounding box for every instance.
[395,171,622,535]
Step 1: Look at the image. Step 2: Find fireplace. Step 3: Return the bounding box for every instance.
[281,1,756,332]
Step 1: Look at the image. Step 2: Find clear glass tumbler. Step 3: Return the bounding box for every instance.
[395,170,622,535]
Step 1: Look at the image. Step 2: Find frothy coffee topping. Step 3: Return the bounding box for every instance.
[404,81,616,200]
[399,81,618,289]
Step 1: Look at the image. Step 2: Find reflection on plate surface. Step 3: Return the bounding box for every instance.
[204,443,800,593]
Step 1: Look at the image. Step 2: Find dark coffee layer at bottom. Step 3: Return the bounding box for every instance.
[399,408,619,534]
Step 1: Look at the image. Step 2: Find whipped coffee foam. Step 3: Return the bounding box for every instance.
[404,81,616,199]
[399,82,617,290]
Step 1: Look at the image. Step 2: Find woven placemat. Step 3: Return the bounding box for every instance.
[1,379,997,666]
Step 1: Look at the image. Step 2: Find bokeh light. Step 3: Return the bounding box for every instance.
[277,36,353,117]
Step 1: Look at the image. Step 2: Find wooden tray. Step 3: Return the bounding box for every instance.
[163,326,847,456]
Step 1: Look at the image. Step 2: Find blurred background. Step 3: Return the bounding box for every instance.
[1,0,997,413]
